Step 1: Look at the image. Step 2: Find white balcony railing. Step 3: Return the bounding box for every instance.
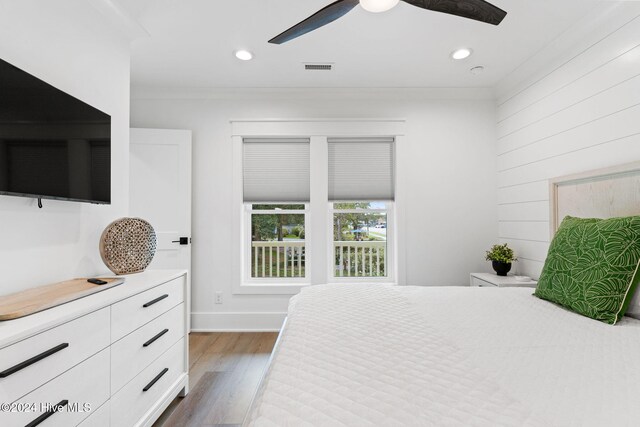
[250,240,386,278]
[334,241,386,277]
[251,241,305,278]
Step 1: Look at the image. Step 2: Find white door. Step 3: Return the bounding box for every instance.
[129,128,192,329]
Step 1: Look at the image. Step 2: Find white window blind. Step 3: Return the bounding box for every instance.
[243,138,310,203]
[328,137,395,201]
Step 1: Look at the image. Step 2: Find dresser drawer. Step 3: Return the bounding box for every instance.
[111,338,185,427]
[78,401,109,427]
[0,308,110,404]
[111,303,185,393]
[0,348,110,427]
[111,276,184,342]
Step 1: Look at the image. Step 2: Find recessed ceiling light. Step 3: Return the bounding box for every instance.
[451,48,472,60]
[235,50,253,61]
[360,0,400,13]
[470,66,485,75]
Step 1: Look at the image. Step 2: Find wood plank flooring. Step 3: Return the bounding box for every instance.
[153,332,278,427]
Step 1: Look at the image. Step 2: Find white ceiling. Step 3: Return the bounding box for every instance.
[125,0,608,89]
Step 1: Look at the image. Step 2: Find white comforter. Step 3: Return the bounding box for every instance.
[404,286,640,427]
[245,284,614,426]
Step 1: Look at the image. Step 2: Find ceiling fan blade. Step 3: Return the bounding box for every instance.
[402,0,506,25]
[269,0,359,44]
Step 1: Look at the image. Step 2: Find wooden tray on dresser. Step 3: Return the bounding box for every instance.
[0,277,124,321]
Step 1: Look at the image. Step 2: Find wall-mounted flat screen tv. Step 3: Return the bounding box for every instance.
[0,57,111,205]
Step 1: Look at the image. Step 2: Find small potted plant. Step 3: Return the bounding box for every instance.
[485,243,517,276]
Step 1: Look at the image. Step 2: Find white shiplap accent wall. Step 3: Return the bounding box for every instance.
[496,5,640,279]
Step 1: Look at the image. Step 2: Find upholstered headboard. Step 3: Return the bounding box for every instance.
[549,161,640,317]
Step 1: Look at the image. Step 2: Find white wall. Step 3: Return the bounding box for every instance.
[0,0,131,295]
[131,89,498,330]
[495,4,640,279]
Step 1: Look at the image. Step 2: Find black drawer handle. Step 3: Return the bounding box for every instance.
[143,368,168,392]
[25,399,68,427]
[143,294,168,308]
[143,329,169,347]
[0,343,69,379]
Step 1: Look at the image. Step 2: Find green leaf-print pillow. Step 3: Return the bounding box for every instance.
[534,215,640,324]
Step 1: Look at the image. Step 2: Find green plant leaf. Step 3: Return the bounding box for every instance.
[585,278,626,313]
[604,229,640,268]
[545,248,578,273]
[567,223,599,254]
[571,248,607,283]
[545,273,579,304]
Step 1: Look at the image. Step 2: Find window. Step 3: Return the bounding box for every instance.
[242,138,310,282]
[248,204,307,279]
[332,202,390,278]
[235,131,397,290]
[328,138,395,280]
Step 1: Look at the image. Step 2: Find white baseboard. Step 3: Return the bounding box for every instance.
[190,311,286,332]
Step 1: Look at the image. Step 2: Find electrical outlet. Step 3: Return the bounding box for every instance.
[215,292,223,304]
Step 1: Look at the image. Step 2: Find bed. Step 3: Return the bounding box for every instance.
[245,162,640,426]
[245,285,640,426]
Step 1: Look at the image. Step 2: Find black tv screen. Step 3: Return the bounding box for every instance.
[0,58,111,204]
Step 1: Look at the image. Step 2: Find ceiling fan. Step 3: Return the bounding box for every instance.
[268,0,507,44]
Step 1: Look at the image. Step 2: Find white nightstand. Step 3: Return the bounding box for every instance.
[470,272,537,288]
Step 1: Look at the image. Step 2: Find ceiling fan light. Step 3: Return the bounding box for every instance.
[451,48,472,60]
[360,0,400,13]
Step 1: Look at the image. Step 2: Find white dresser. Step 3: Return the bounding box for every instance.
[0,270,189,427]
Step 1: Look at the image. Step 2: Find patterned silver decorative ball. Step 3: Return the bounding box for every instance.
[99,217,157,275]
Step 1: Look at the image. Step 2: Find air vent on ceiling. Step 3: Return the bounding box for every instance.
[304,63,333,71]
